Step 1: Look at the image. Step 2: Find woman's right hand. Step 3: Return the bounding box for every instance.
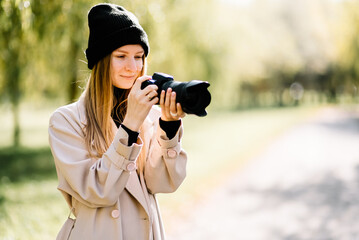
[122,75,159,132]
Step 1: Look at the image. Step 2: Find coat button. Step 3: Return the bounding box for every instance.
[167,149,177,158]
[126,162,136,171]
[111,209,120,219]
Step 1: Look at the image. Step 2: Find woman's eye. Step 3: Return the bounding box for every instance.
[116,55,125,59]
[135,56,143,59]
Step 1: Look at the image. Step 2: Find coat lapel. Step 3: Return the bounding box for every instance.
[125,172,150,216]
[125,114,155,216]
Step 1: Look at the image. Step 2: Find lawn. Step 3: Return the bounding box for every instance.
[0,104,319,239]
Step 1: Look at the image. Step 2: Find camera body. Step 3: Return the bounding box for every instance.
[141,73,211,117]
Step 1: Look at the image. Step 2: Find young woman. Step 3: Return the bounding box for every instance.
[49,3,187,240]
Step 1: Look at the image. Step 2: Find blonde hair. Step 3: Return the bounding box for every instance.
[84,53,147,172]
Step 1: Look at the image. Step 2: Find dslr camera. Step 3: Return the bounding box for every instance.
[141,73,211,117]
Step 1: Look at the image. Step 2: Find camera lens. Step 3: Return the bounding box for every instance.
[141,73,211,116]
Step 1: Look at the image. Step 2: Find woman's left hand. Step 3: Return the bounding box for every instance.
[160,88,186,121]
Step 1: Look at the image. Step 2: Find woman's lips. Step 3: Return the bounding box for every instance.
[121,75,135,80]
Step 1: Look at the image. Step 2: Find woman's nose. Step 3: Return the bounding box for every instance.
[125,58,137,71]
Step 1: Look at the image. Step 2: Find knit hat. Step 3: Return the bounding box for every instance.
[85,3,149,69]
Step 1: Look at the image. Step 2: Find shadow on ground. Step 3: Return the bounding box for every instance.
[239,114,359,239]
[317,116,359,136]
[241,165,359,239]
[0,147,56,182]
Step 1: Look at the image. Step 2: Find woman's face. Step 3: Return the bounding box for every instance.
[110,44,144,89]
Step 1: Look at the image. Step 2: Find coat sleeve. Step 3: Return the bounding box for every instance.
[48,108,142,208]
[144,119,187,194]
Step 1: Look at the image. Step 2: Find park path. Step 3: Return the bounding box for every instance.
[167,107,359,240]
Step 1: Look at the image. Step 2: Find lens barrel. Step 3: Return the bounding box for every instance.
[141,73,211,116]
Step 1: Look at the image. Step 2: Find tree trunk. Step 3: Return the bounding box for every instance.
[8,51,21,148]
[1,1,23,148]
[12,100,20,147]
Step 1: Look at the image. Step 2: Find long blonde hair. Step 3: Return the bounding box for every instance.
[83,54,147,171]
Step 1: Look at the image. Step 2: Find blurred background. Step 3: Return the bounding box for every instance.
[1,0,359,239]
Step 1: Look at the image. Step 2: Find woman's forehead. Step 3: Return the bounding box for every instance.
[114,44,144,53]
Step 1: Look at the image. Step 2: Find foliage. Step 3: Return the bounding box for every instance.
[1,0,359,104]
[1,0,359,147]
[216,0,359,108]
[338,1,359,87]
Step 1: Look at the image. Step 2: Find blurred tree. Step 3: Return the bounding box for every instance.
[63,0,89,102]
[340,1,359,100]
[0,0,89,146]
[2,0,357,122]
[30,0,89,103]
[223,0,350,108]
[0,0,32,147]
[143,0,221,83]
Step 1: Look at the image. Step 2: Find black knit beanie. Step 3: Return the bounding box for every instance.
[85,3,150,70]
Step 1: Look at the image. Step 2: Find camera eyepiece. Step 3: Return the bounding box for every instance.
[141,73,211,117]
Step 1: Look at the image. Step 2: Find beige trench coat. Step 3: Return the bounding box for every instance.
[48,97,187,240]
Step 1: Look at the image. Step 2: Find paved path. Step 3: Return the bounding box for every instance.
[167,107,359,240]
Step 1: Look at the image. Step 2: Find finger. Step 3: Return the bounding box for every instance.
[136,75,151,83]
[132,75,152,90]
[142,85,158,97]
[147,90,158,101]
[169,91,177,115]
[165,88,172,115]
[136,83,158,99]
[177,103,186,118]
[160,90,165,107]
[149,96,159,105]
[143,84,158,93]
[165,88,172,108]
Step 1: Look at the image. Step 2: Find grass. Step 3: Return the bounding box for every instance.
[0,179,68,240]
[0,104,321,239]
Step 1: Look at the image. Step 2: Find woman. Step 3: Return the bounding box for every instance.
[49,3,187,240]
